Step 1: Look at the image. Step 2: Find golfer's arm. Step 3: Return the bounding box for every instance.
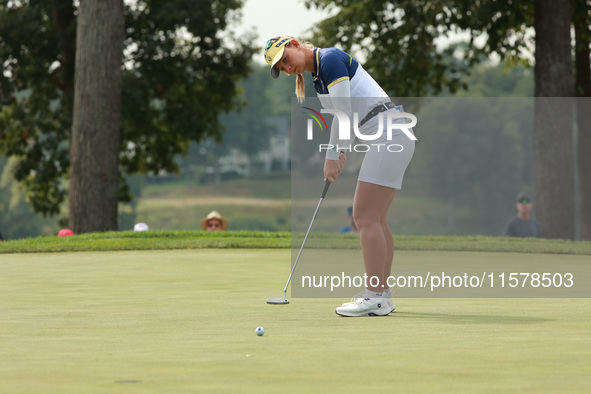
[326,79,353,160]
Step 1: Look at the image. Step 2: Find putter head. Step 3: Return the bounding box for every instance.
[266,297,290,305]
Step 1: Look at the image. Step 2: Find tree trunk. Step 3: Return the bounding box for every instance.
[574,0,591,240]
[69,0,124,233]
[533,0,575,239]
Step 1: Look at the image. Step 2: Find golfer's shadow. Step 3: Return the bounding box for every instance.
[392,311,552,324]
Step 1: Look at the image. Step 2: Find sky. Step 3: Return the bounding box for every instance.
[234,0,333,64]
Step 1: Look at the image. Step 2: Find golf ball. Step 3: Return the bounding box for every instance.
[255,326,265,336]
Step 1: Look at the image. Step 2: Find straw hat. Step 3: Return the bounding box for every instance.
[200,210,228,230]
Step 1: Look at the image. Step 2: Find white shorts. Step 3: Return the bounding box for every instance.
[356,109,415,190]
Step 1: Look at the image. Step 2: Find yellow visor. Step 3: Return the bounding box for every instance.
[264,36,295,78]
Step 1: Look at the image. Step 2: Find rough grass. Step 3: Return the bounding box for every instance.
[1,231,590,255]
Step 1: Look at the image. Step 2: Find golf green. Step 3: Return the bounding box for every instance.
[1,250,589,393]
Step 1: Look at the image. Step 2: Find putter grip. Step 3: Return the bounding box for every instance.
[321,179,331,198]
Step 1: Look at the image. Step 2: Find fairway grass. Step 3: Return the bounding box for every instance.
[1,250,590,393]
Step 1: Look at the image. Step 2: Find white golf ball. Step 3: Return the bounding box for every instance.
[255,326,265,336]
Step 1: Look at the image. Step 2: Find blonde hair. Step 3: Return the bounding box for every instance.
[296,74,306,104]
[291,41,314,104]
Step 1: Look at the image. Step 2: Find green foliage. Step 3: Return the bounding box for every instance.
[0,157,60,239]
[120,0,255,175]
[305,0,471,96]
[461,0,534,65]
[0,0,74,216]
[0,0,256,215]
[304,0,535,96]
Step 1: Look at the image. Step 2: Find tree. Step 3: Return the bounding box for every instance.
[69,0,124,233]
[574,0,591,240]
[0,0,256,231]
[306,0,590,240]
[533,0,575,239]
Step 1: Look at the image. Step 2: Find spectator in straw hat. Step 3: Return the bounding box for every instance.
[201,210,228,231]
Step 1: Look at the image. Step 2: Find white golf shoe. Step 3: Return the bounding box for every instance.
[335,296,390,317]
[341,290,396,314]
[341,291,366,306]
[383,288,396,313]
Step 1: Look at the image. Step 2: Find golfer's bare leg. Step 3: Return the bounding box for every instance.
[380,191,396,288]
[353,181,397,293]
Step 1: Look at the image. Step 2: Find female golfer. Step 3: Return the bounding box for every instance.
[265,36,415,317]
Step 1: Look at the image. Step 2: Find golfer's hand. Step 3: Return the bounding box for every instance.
[324,152,346,183]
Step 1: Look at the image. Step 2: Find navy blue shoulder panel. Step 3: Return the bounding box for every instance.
[313,48,359,95]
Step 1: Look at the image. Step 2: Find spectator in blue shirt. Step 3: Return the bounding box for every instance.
[339,206,358,234]
[504,193,541,238]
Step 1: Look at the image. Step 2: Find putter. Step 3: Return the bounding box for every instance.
[267,179,331,305]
